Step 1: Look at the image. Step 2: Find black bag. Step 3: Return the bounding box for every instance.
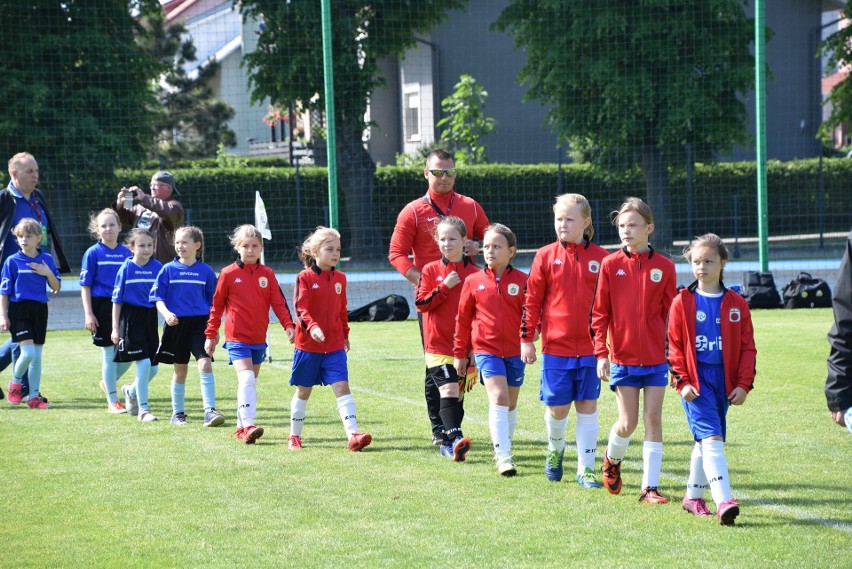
[348,294,411,322]
[781,272,832,309]
[741,271,782,309]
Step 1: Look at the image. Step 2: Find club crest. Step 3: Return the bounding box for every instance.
[650,268,663,283]
[335,282,343,295]
[258,276,268,288]
[729,307,741,323]
[588,260,600,274]
[507,283,520,296]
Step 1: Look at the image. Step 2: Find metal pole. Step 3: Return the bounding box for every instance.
[755,0,769,271]
[320,0,339,228]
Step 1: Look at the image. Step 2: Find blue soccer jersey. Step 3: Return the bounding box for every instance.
[149,259,217,317]
[80,242,132,298]
[112,257,163,308]
[694,290,724,365]
[0,250,59,303]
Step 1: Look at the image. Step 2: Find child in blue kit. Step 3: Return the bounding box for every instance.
[150,226,222,427]
[111,229,163,422]
[81,208,132,413]
[0,218,61,409]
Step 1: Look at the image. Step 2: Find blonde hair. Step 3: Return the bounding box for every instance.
[229,224,264,251]
[87,208,121,240]
[13,217,41,238]
[299,226,341,268]
[124,228,153,249]
[8,152,35,175]
[611,196,654,227]
[435,216,467,241]
[176,226,205,261]
[554,193,594,242]
[684,233,730,282]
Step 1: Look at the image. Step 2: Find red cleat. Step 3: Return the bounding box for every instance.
[602,454,622,495]
[348,432,372,452]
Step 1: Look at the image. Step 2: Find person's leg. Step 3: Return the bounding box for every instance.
[171,364,188,418]
[484,375,512,462]
[234,357,256,428]
[641,385,666,490]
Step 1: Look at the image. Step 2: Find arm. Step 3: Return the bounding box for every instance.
[294,272,320,336]
[137,194,185,229]
[81,285,97,333]
[453,280,475,360]
[156,300,178,326]
[270,282,296,343]
[340,275,350,352]
[388,205,418,282]
[111,302,122,345]
[0,294,8,332]
[415,265,454,312]
[731,302,757,405]
[666,296,694,395]
[520,252,545,343]
[205,275,227,339]
[827,233,852,418]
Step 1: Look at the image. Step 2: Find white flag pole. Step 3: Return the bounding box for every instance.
[255,191,273,363]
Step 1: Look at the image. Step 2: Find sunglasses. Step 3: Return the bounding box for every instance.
[428,168,457,178]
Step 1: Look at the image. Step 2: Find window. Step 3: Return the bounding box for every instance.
[404,86,421,142]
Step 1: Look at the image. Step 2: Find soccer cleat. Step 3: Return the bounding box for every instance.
[138,409,158,422]
[288,435,303,450]
[170,412,188,426]
[121,384,138,416]
[577,467,603,489]
[242,425,264,444]
[602,454,622,495]
[7,382,23,405]
[232,427,246,439]
[639,486,669,504]
[107,401,126,414]
[545,449,564,482]
[439,441,454,459]
[27,396,50,409]
[497,457,517,477]
[452,436,471,462]
[203,409,225,427]
[682,497,712,517]
[348,432,372,452]
[717,499,740,526]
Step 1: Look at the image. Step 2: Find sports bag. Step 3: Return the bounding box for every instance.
[781,272,832,309]
[348,294,411,322]
[741,271,782,309]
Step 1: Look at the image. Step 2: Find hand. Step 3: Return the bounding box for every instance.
[463,239,480,257]
[443,271,461,289]
[110,332,120,345]
[343,338,350,352]
[404,267,421,286]
[460,364,478,393]
[728,387,748,405]
[0,316,9,332]
[164,311,178,326]
[285,327,296,344]
[681,384,698,402]
[597,357,610,381]
[830,410,847,427]
[520,342,537,365]
[204,338,217,358]
[310,326,325,343]
[29,261,52,277]
[84,313,99,334]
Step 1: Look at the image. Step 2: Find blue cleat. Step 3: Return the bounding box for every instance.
[439,441,454,459]
[577,467,603,489]
[545,449,564,482]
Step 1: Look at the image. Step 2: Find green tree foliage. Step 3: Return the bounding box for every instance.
[819,7,852,142]
[494,0,757,250]
[437,75,496,165]
[239,0,469,258]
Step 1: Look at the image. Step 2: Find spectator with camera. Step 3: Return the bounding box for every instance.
[113,171,184,264]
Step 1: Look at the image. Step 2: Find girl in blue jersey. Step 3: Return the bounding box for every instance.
[0,218,61,409]
[81,208,132,413]
[111,229,163,422]
[150,226,221,427]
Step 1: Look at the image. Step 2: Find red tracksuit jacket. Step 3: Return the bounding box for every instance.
[521,240,608,357]
[667,283,757,396]
[416,256,479,357]
[293,264,349,353]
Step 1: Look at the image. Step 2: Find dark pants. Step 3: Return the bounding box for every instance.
[0,338,29,395]
[418,313,443,437]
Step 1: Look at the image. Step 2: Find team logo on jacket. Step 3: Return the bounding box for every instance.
[507,283,520,296]
[258,277,268,288]
[588,260,600,274]
[553,258,563,266]
[729,307,741,323]
[650,268,663,283]
[696,310,706,322]
[335,282,343,295]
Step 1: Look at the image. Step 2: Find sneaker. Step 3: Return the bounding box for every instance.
[138,409,158,422]
[639,486,669,504]
[602,454,622,495]
[27,396,50,409]
[8,382,23,405]
[288,435,303,450]
[107,401,126,414]
[497,457,517,477]
[432,433,445,446]
[682,497,712,517]
[545,449,564,482]
[121,384,138,416]
[242,425,264,444]
[717,499,740,526]
[577,467,603,489]
[439,441,454,459]
[203,409,225,427]
[233,427,246,439]
[170,412,188,426]
[348,432,372,452]
[452,437,471,462]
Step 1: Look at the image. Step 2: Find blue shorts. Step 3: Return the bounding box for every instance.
[682,363,729,441]
[540,354,600,406]
[609,363,668,392]
[290,349,348,387]
[474,354,525,387]
[223,341,267,365]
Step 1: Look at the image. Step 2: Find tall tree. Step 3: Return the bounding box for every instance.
[239,0,468,259]
[437,74,497,165]
[820,6,852,143]
[494,0,757,250]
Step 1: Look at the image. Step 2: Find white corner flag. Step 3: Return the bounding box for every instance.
[255,191,272,240]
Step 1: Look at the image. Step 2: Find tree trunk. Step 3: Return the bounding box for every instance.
[335,123,383,261]
[641,143,673,253]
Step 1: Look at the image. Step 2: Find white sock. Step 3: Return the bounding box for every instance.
[702,439,733,506]
[642,441,664,489]
[489,404,511,461]
[545,411,568,453]
[606,426,631,462]
[508,407,518,439]
[575,411,599,474]
[336,394,358,437]
[236,369,256,428]
[686,441,709,499]
[290,393,308,437]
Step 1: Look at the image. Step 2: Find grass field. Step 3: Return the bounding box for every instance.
[1,309,849,568]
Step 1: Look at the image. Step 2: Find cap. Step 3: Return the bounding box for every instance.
[152,171,180,196]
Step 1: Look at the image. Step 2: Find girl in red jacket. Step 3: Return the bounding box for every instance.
[521,194,608,487]
[454,224,528,476]
[288,227,372,452]
[591,197,676,503]
[667,233,755,525]
[205,225,296,444]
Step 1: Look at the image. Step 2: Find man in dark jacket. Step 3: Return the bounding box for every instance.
[113,171,184,264]
[826,230,852,433]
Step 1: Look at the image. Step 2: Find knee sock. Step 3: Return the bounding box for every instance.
[237,369,257,428]
[337,393,358,437]
[115,361,131,382]
[686,441,709,499]
[606,426,631,463]
[545,411,568,454]
[575,411,599,474]
[290,394,308,437]
[702,439,733,505]
[642,441,664,489]
[199,371,216,411]
[101,347,120,404]
[439,397,464,441]
[134,359,152,410]
[172,381,186,415]
[129,364,158,399]
[14,344,35,388]
[508,407,518,439]
[425,372,442,434]
[489,404,511,461]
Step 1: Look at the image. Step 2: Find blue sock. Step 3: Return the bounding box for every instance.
[116,361,132,382]
[199,371,216,411]
[28,346,43,396]
[15,345,38,396]
[172,381,186,415]
[101,347,119,405]
[130,363,158,399]
[135,359,152,410]
[148,364,159,383]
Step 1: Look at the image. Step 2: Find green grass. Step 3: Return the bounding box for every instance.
[1,310,849,568]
